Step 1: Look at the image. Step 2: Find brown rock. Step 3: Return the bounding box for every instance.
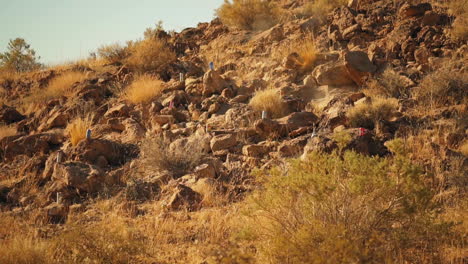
[210,133,237,152]
[344,51,376,85]
[166,184,202,211]
[72,138,138,166]
[313,62,355,86]
[242,144,270,158]
[399,3,432,18]
[4,133,65,160]
[104,103,130,118]
[0,104,25,124]
[194,163,216,178]
[52,161,104,193]
[203,70,227,96]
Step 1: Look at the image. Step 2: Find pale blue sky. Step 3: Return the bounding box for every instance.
[0,0,224,64]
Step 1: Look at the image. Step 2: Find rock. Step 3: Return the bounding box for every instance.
[313,62,355,86]
[278,135,310,157]
[52,161,104,193]
[276,111,318,130]
[344,51,376,85]
[152,115,176,126]
[38,108,69,131]
[342,24,361,40]
[72,138,138,166]
[44,203,68,224]
[0,104,25,124]
[414,47,431,64]
[166,184,202,211]
[194,163,216,178]
[302,136,338,159]
[187,178,221,201]
[4,133,65,160]
[422,11,442,26]
[284,52,300,69]
[104,103,130,118]
[210,133,237,152]
[121,118,145,142]
[242,144,270,158]
[202,70,227,96]
[399,3,432,18]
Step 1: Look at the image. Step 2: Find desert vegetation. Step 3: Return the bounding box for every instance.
[126,37,176,72]
[66,115,93,146]
[122,75,165,103]
[216,0,281,30]
[249,88,286,118]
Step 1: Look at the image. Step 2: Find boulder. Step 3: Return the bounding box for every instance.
[52,161,104,193]
[344,51,376,85]
[165,184,202,211]
[313,62,355,86]
[302,136,339,159]
[202,70,227,96]
[277,135,310,157]
[399,3,431,18]
[255,112,318,138]
[72,138,138,166]
[0,104,25,124]
[193,163,216,179]
[3,133,65,160]
[242,144,270,158]
[44,203,69,224]
[104,103,130,118]
[210,133,237,152]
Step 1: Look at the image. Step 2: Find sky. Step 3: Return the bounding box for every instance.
[0,0,224,65]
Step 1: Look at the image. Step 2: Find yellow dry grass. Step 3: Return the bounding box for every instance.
[274,36,318,73]
[122,75,165,104]
[66,115,93,146]
[0,125,16,140]
[300,0,348,21]
[216,0,281,30]
[126,38,175,71]
[43,71,86,101]
[249,88,286,118]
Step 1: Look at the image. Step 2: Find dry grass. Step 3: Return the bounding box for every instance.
[66,115,93,146]
[0,125,16,140]
[126,38,175,72]
[216,0,281,31]
[140,136,206,178]
[97,43,129,63]
[41,71,86,101]
[448,0,468,41]
[365,68,410,98]
[413,66,467,108]
[249,88,287,118]
[347,97,399,129]
[122,75,165,104]
[274,36,318,73]
[299,0,348,22]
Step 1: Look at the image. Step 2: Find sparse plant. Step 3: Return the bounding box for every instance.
[42,71,86,101]
[97,43,129,63]
[66,115,93,146]
[126,38,175,71]
[366,68,410,98]
[249,88,287,118]
[122,75,165,104]
[236,150,454,263]
[216,0,281,30]
[413,66,467,107]
[140,136,206,178]
[347,97,399,129]
[0,38,42,72]
[448,0,468,41]
[299,0,348,22]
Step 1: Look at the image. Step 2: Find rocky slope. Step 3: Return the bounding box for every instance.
[0,0,466,263]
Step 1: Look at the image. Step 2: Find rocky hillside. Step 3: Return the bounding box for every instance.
[0,0,466,263]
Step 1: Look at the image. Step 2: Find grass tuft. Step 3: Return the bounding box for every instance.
[216,0,281,30]
[249,88,287,118]
[122,75,165,104]
[66,116,93,146]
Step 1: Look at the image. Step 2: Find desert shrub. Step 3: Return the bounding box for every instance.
[66,115,93,146]
[97,43,129,63]
[42,71,86,101]
[249,88,287,118]
[300,0,348,22]
[122,75,165,104]
[236,149,454,263]
[0,38,42,73]
[126,38,175,71]
[347,97,398,129]
[448,0,468,41]
[366,68,410,98]
[140,136,206,178]
[414,66,468,107]
[216,0,281,31]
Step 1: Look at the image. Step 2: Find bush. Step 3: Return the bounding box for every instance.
[0,38,42,73]
[413,66,467,107]
[216,0,281,30]
[66,116,93,146]
[249,88,287,118]
[236,150,454,263]
[122,75,165,104]
[366,68,410,98]
[448,0,468,41]
[140,136,206,178]
[126,38,175,71]
[97,43,129,63]
[299,0,347,22]
[347,97,398,129]
[42,71,86,101]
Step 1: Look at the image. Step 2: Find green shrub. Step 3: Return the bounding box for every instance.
[216,0,281,31]
[236,150,453,263]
